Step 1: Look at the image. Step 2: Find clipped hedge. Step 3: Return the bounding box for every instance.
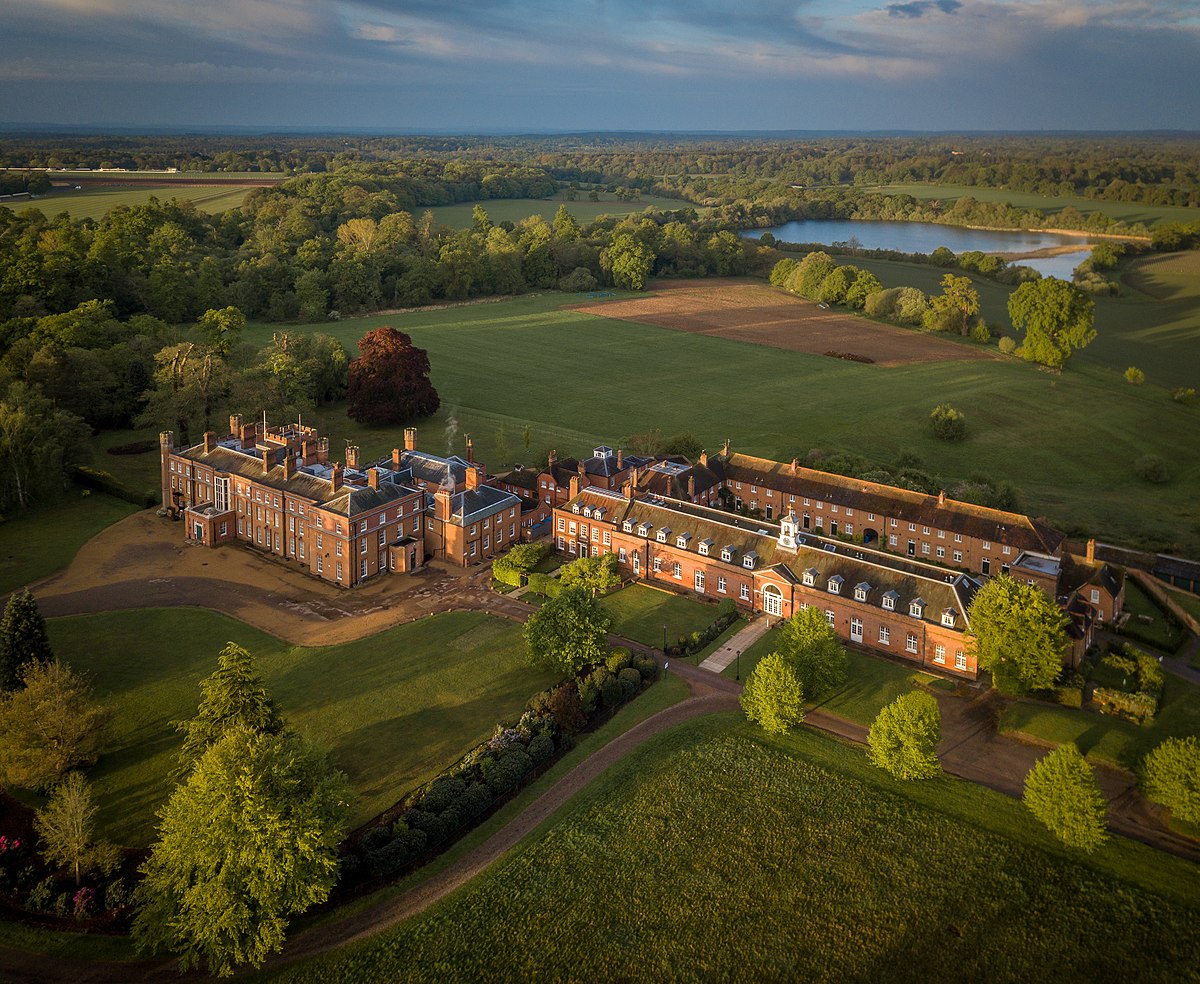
[74,465,157,508]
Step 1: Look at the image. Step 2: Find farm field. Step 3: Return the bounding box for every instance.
[267,716,1200,984]
[45,609,557,846]
[598,583,721,649]
[571,279,992,365]
[868,182,1200,229]
[426,191,698,228]
[999,672,1200,771]
[232,288,1200,555]
[11,183,259,220]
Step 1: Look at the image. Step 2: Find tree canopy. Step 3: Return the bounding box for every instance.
[0,588,53,691]
[1023,743,1108,852]
[34,772,118,886]
[1140,736,1200,825]
[967,573,1067,693]
[523,587,612,675]
[867,691,942,779]
[740,652,805,735]
[558,553,621,599]
[1007,277,1096,368]
[133,727,351,976]
[346,327,440,426]
[772,606,846,700]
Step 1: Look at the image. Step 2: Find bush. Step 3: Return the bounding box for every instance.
[103,877,129,912]
[1124,366,1145,385]
[929,403,966,441]
[492,543,549,588]
[632,654,660,681]
[457,782,494,822]
[526,572,561,599]
[483,748,534,797]
[360,825,394,853]
[717,598,737,621]
[1054,685,1084,709]
[998,336,1017,355]
[599,672,624,709]
[1134,454,1170,484]
[617,667,642,700]
[577,673,601,714]
[1170,387,1197,405]
[605,648,633,674]
[26,878,52,912]
[969,322,991,343]
[1140,736,1200,824]
[527,733,555,765]
[421,775,467,814]
[405,809,450,847]
[73,886,96,920]
[559,267,598,292]
[1092,687,1158,725]
[1023,743,1108,852]
[337,853,360,885]
[366,828,428,879]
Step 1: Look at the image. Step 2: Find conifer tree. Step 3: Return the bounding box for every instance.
[173,642,283,778]
[0,588,53,691]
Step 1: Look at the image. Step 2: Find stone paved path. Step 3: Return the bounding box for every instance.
[699,616,772,673]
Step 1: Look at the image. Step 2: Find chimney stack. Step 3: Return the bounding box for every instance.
[548,449,558,467]
[1087,538,1096,564]
[229,414,243,439]
[622,479,633,499]
[699,450,707,467]
[392,447,401,468]
[938,489,946,506]
[722,439,730,457]
[404,428,417,452]
[331,463,343,492]
[283,455,295,479]
[687,475,696,500]
[203,431,216,454]
[240,422,256,450]
[317,438,329,465]
[791,457,799,474]
[466,466,482,491]
[435,487,452,523]
[345,445,360,470]
[368,468,379,490]
[617,448,624,469]
[301,440,314,465]
[262,448,274,473]
[466,436,475,464]
[569,474,581,499]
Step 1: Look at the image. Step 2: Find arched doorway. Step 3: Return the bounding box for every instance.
[863,527,879,547]
[762,583,783,617]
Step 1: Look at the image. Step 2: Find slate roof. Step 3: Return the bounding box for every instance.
[491,465,539,492]
[448,485,521,526]
[1059,554,1125,600]
[721,451,1065,555]
[399,449,470,489]
[634,456,727,499]
[545,451,655,487]
[565,487,980,631]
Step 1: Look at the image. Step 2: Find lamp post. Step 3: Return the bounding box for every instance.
[736,649,742,681]
[663,623,668,655]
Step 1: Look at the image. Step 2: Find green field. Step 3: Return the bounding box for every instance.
[598,583,720,649]
[999,673,1200,770]
[12,184,258,220]
[426,191,700,228]
[268,716,1200,984]
[870,183,1200,229]
[229,289,1200,554]
[46,609,557,846]
[0,492,138,595]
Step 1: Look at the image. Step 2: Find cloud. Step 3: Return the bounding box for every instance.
[887,0,961,17]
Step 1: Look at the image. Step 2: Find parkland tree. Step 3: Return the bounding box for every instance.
[967,573,1068,693]
[346,327,440,426]
[1023,743,1108,852]
[1007,277,1096,368]
[740,652,805,735]
[0,588,53,691]
[523,587,612,675]
[772,605,847,700]
[868,691,942,779]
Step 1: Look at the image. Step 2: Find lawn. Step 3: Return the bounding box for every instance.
[869,182,1200,230]
[46,609,557,846]
[1120,578,1187,653]
[426,191,699,229]
[999,673,1200,770]
[14,184,258,221]
[224,290,1200,555]
[0,492,138,595]
[723,627,939,724]
[597,582,720,649]
[267,715,1200,984]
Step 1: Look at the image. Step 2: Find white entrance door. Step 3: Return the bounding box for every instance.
[763,585,783,617]
[850,617,863,643]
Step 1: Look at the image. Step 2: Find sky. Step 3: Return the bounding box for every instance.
[2,0,1199,132]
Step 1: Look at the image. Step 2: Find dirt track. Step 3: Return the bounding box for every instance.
[570,279,993,367]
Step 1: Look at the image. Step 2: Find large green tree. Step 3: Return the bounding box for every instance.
[0,383,90,513]
[1023,743,1108,852]
[600,234,655,291]
[922,273,981,335]
[967,573,1067,693]
[740,652,805,735]
[1008,277,1096,368]
[195,306,245,359]
[773,605,847,700]
[1140,736,1200,824]
[174,642,283,778]
[523,587,612,675]
[133,727,351,976]
[558,553,621,599]
[34,772,118,886]
[867,691,942,779]
[0,588,53,691]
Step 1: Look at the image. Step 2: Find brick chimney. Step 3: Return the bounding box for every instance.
[317,437,329,465]
[301,440,315,465]
[368,468,379,490]
[687,475,696,500]
[229,414,243,439]
[1086,538,1096,564]
[622,479,633,499]
[331,463,343,492]
[938,489,946,506]
[392,447,401,468]
[548,449,558,467]
[698,450,707,467]
[345,445,360,470]
[577,459,586,477]
[262,448,274,473]
[569,474,581,499]
[240,422,256,450]
[722,439,730,457]
[466,466,481,491]
[435,487,452,523]
[791,457,799,474]
[404,427,417,452]
[203,431,216,453]
[466,436,475,464]
[283,455,295,479]
[617,448,624,469]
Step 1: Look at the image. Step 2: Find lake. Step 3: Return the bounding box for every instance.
[745,219,1090,278]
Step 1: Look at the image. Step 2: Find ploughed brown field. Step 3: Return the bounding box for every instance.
[570,280,993,366]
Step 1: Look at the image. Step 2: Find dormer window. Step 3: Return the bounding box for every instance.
[657,527,670,543]
[582,506,592,518]
[571,503,580,513]
[594,508,605,521]
[639,522,653,537]
[676,533,691,549]
[855,582,871,602]
[698,538,713,556]
[743,551,758,570]
[942,609,957,627]
[802,568,818,587]
[623,520,634,533]
[909,598,926,618]
[882,591,898,611]
[721,547,734,563]
[828,575,844,595]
